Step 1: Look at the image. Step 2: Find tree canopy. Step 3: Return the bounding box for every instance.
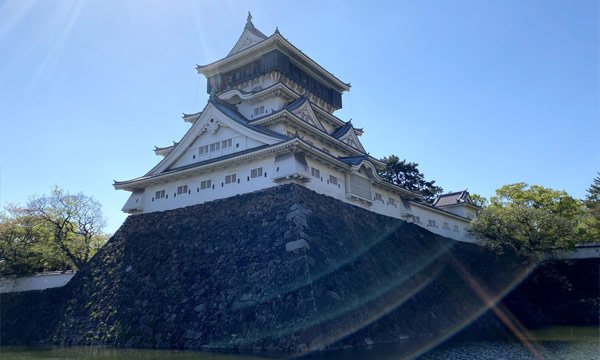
[378,155,443,204]
[582,173,600,241]
[469,183,586,256]
[0,186,109,276]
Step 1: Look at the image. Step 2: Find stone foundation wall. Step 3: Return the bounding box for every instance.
[1,184,597,356]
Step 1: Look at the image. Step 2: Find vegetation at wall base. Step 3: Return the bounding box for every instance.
[470,181,597,256]
[0,186,109,276]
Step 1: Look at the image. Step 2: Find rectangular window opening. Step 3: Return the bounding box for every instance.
[225,174,237,184]
[201,180,212,190]
[329,175,338,185]
[155,190,166,199]
[311,167,320,178]
[251,167,263,178]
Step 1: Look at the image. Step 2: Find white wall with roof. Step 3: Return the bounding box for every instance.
[410,203,477,243]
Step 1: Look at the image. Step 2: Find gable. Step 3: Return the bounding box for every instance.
[146,103,284,176]
[292,102,326,132]
[338,127,366,153]
[227,27,267,56]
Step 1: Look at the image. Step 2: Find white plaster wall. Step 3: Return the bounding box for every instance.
[410,204,476,243]
[170,127,264,169]
[283,125,353,158]
[131,153,476,244]
[142,156,277,213]
[0,272,75,293]
[301,159,346,201]
[370,185,409,219]
[437,205,478,220]
[238,97,286,120]
[547,244,600,260]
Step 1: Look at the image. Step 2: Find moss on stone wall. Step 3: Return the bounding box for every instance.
[1,184,597,355]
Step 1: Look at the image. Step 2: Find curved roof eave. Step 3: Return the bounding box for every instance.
[197,34,350,92]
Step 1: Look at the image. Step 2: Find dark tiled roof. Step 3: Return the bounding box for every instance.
[285,95,309,111]
[247,95,309,123]
[116,144,277,186]
[338,155,369,166]
[209,99,289,140]
[433,190,476,208]
[331,121,353,138]
[164,144,273,174]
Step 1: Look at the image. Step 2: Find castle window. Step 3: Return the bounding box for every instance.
[453,225,459,232]
[155,190,165,199]
[329,175,338,185]
[428,220,437,228]
[311,167,320,178]
[349,174,372,200]
[388,197,396,206]
[253,106,265,116]
[443,222,450,230]
[414,216,421,224]
[200,180,212,190]
[225,174,237,184]
[209,141,221,152]
[374,193,383,202]
[177,185,188,195]
[199,145,209,155]
[250,167,263,178]
[221,138,232,149]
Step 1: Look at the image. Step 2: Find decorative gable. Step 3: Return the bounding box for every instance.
[337,126,366,153]
[292,101,326,132]
[145,102,285,176]
[227,13,268,56]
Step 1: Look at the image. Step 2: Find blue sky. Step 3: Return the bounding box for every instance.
[0,0,598,233]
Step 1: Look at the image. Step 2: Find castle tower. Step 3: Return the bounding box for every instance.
[114,14,475,242]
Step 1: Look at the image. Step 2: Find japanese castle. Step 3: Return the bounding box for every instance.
[114,14,480,242]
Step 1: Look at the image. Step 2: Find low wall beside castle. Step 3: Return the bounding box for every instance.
[0,272,76,294]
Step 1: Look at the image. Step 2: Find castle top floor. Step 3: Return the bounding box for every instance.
[196,13,350,113]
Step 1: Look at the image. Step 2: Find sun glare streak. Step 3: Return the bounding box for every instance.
[205,227,456,352]
[297,275,437,356]
[30,0,86,88]
[450,257,545,360]
[0,0,37,40]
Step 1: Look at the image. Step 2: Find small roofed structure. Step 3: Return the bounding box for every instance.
[433,190,481,220]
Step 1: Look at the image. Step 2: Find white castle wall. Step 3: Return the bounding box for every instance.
[135,153,475,243]
[410,203,477,243]
[171,127,264,169]
[238,97,286,120]
[0,272,75,293]
[143,156,277,213]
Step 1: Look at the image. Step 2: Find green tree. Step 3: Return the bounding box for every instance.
[469,193,489,208]
[379,155,443,204]
[470,183,585,256]
[0,205,44,276]
[582,173,600,241]
[0,187,109,276]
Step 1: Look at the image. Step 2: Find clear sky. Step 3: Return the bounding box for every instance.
[0,0,598,234]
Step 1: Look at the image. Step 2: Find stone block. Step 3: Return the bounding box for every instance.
[285,239,310,252]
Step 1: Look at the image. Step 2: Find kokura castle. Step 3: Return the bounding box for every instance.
[114,14,480,243]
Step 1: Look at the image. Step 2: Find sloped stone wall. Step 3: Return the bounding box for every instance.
[1,184,597,356]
